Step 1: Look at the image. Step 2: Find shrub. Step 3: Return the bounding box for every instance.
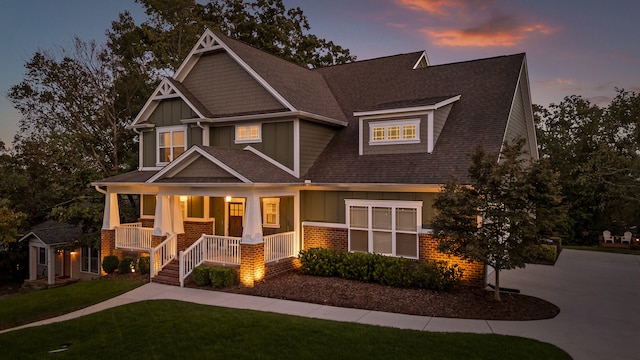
[137,256,150,275]
[336,251,378,282]
[529,244,558,264]
[118,257,135,274]
[373,256,415,288]
[209,266,235,288]
[102,255,119,274]
[192,265,211,286]
[299,248,340,277]
[413,261,463,291]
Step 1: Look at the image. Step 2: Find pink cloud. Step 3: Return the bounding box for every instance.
[397,0,492,15]
[423,16,553,47]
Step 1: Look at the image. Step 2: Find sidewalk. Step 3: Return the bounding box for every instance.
[2,250,639,360]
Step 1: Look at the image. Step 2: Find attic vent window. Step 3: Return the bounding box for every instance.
[369,119,420,145]
[235,124,261,144]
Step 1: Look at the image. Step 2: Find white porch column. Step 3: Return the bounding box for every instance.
[47,246,55,285]
[28,246,37,280]
[153,195,173,236]
[241,194,263,244]
[102,192,120,229]
[171,196,184,234]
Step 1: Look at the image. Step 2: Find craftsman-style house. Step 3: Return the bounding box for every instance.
[93,29,537,287]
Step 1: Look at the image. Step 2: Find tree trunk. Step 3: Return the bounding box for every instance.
[494,268,502,301]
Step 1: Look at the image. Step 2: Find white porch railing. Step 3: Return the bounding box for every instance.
[115,223,153,250]
[150,233,177,278]
[264,231,296,263]
[179,235,241,287]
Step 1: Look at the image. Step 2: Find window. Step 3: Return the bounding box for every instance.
[346,200,421,259]
[81,246,100,274]
[369,119,420,145]
[141,195,156,217]
[38,247,46,265]
[235,124,261,143]
[262,198,280,228]
[157,126,186,164]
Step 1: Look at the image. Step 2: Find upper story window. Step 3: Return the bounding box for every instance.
[157,126,187,165]
[235,124,261,144]
[369,119,420,145]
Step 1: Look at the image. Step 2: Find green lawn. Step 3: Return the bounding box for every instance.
[0,279,144,330]
[0,299,571,360]
[564,245,640,255]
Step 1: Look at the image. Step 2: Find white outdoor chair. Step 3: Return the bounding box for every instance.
[621,231,632,245]
[603,230,615,244]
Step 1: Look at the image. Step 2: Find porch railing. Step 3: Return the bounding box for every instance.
[150,233,177,278]
[264,231,296,263]
[115,223,153,250]
[179,234,241,287]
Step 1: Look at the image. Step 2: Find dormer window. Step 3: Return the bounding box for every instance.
[235,124,261,143]
[157,126,187,165]
[369,119,420,145]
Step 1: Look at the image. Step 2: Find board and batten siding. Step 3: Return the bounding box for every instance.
[300,190,438,228]
[147,99,196,127]
[182,52,285,115]
[209,121,294,169]
[299,121,337,176]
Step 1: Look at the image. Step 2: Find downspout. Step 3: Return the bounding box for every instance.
[95,186,107,195]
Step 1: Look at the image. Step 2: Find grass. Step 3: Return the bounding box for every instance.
[0,299,571,360]
[0,279,144,330]
[564,245,640,255]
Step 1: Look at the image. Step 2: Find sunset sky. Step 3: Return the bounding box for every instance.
[1,0,638,143]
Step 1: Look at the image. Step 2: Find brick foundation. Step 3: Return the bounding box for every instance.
[265,257,301,279]
[302,225,485,287]
[239,243,265,287]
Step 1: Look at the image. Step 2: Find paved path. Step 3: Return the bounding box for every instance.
[2,249,639,359]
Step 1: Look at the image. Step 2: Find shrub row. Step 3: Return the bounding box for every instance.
[191,265,236,288]
[299,248,462,291]
[101,255,150,275]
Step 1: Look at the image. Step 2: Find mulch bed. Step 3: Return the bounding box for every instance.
[214,271,559,321]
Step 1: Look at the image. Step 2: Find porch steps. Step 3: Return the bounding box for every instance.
[151,260,180,286]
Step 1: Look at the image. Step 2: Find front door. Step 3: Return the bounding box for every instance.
[228,202,244,237]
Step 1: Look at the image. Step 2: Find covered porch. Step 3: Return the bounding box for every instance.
[100,187,301,287]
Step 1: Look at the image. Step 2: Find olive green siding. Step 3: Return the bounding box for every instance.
[300,190,438,227]
[148,99,196,127]
[362,115,429,155]
[210,121,294,169]
[299,121,337,176]
[262,196,294,234]
[433,103,453,147]
[210,197,225,236]
[142,130,155,168]
[188,126,203,147]
[171,156,236,180]
[182,52,284,115]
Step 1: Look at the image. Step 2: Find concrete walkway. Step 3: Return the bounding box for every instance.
[2,249,639,360]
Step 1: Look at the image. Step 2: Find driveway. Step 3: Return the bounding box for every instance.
[493,249,640,360]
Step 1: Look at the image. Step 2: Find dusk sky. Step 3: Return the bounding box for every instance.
[1,0,639,144]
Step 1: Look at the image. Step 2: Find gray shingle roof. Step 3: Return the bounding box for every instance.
[199,146,300,183]
[20,220,84,245]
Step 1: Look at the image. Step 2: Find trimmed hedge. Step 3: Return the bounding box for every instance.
[299,248,462,291]
[192,265,211,286]
[102,255,119,274]
[118,257,135,274]
[209,267,235,288]
[137,256,150,275]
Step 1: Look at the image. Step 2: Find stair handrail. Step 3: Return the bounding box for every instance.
[179,234,207,287]
[150,233,178,279]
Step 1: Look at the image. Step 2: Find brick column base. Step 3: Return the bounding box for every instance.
[239,243,265,287]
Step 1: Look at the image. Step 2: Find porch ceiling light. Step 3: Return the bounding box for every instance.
[180,195,188,202]
[225,196,232,202]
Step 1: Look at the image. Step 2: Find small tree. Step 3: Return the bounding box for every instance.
[433,139,562,301]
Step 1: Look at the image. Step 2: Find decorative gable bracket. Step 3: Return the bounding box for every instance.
[193,31,223,54]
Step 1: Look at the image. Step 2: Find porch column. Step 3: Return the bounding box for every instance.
[241,194,263,244]
[153,195,173,236]
[239,194,264,287]
[102,192,120,229]
[171,196,184,234]
[28,246,37,280]
[47,246,55,285]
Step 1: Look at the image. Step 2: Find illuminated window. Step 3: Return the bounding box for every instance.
[157,126,186,164]
[369,119,420,145]
[262,198,280,228]
[346,200,421,259]
[235,124,261,143]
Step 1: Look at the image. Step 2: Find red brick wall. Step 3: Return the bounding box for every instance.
[139,218,154,228]
[100,229,122,275]
[265,258,301,279]
[183,221,214,251]
[419,234,485,286]
[303,226,348,252]
[239,243,265,287]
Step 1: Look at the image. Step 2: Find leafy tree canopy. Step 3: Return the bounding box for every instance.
[432,139,563,301]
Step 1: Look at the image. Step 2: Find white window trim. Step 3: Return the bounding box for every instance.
[345,199,422,259]
[81,246,100,274]
[179,195,211,221]
[38,247,47,265]
[235,123,262,144]
[262,198,280,228]
[156,125,187,166]
[369,119,421,145]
